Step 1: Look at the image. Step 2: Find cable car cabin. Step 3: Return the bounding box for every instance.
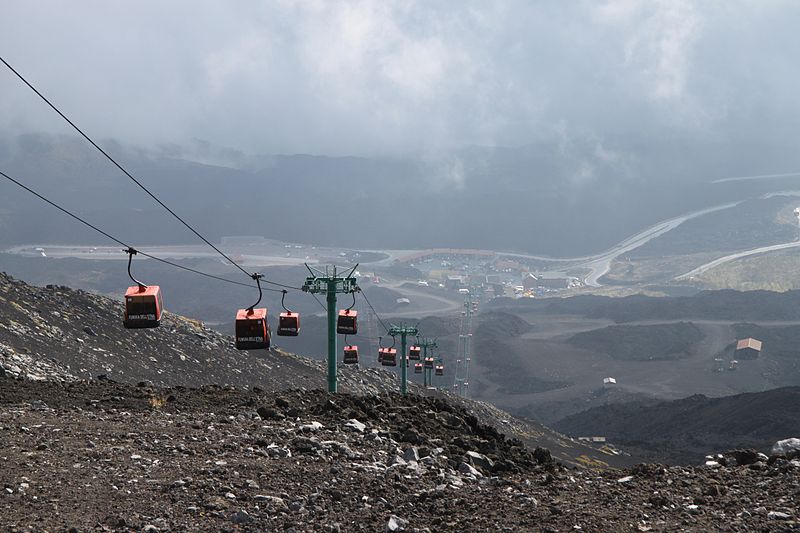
[380,348,397,366]
[414,363,423,374]
[343,345,359,365]
[409,345,421,360]
[336,309,358,335]
[124,285,163,328]
[277,311,300,336]
[424,356,434,368]
[235,308,271,350]
[435,364,444,376]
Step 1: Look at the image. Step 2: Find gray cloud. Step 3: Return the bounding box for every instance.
[1,0,799,157]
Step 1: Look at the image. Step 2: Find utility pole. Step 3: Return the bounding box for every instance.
[302,264,358,393]
[419,337,437,388]
[388,324,419,395]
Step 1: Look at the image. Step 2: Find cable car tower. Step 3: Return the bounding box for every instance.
[302,263,359,393]
[388,323,419,395]
[418,337,438,388]
[454,290,476,397]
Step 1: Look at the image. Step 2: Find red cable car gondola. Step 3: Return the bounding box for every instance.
[123,248,163,329]
[381,347,397,366]
[414,363,423,374]
[235,274,271,350]
[343,345,359,365]
[337,291,358,334]
[424,356,434,369]
[409,345,421,360]
[337,309,358,335]
[435,364,444,376]
[277,290,300,336]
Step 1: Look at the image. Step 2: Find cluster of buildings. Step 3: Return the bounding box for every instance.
[400,250,583,299]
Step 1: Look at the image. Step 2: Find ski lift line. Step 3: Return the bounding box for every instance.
[359,290,390,334]
[0,169,274,291]
[0,55,255,282]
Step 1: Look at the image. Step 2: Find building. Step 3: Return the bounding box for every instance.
[603,377,617,387]
[521,272,580,291]
[445,276,466,290]
[735,338,762,360]
[521,273,539,291]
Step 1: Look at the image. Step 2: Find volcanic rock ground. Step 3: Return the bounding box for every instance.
[2,379,800,532]
[0,273,622,468]
[2,273,800,531]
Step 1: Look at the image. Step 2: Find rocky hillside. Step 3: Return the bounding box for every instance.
[2,379,799,531]
[0,272,619,468]
[554,387,800,465]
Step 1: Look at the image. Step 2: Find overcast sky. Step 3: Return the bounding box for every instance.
[1,1,799,157]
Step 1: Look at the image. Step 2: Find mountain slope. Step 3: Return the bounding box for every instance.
[0,271,621,468]
[553,387,800,464]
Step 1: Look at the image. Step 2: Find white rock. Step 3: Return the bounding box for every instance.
[386,515,408,532]
[771,438,800,457]
[458,462,482,477]
[768,511,792,520]
[617,476,634,483]
[300,421,323,432]
[345,419,366,432]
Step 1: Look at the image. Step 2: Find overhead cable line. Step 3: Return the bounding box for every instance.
[0,55,311,296]
[0,169,281,292]
[359,290,390,334]
[1,56,253,282]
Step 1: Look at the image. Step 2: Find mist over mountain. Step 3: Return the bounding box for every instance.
[3,132,800,256]
[2,2,800,255]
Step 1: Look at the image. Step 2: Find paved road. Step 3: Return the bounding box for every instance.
[3,244,318,267]
[0,200,750,289]
[496,201,741,286]
[675,240,800,280]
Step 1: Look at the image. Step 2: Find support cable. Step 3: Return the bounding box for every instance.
[0,55,283,288]
[359,290,390,334]
[0,169,279,291]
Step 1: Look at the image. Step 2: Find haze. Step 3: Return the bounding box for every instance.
[1,1,798,157]
[2,1,800,256]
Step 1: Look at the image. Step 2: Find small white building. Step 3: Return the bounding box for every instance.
[603,377,617,387]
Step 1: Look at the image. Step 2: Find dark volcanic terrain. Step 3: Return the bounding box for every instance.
[3,379,800,532]
[0,272,619,468]
[554,387,800,465]
[2,273,800,530]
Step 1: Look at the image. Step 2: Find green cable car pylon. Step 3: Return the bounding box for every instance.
[388,324,419,395]
[418,337,438,388]
[302,263,358,393]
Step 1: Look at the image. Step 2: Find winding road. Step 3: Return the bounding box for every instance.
[495,201,742,286]
[675,240,800,280]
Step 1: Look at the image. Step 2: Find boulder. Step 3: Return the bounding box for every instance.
[386,515,408,532]
[771,438,800,460]
[723,449,760,466]
[465,450,494,473]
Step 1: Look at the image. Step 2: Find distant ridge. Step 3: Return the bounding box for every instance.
[553,387,800,464]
